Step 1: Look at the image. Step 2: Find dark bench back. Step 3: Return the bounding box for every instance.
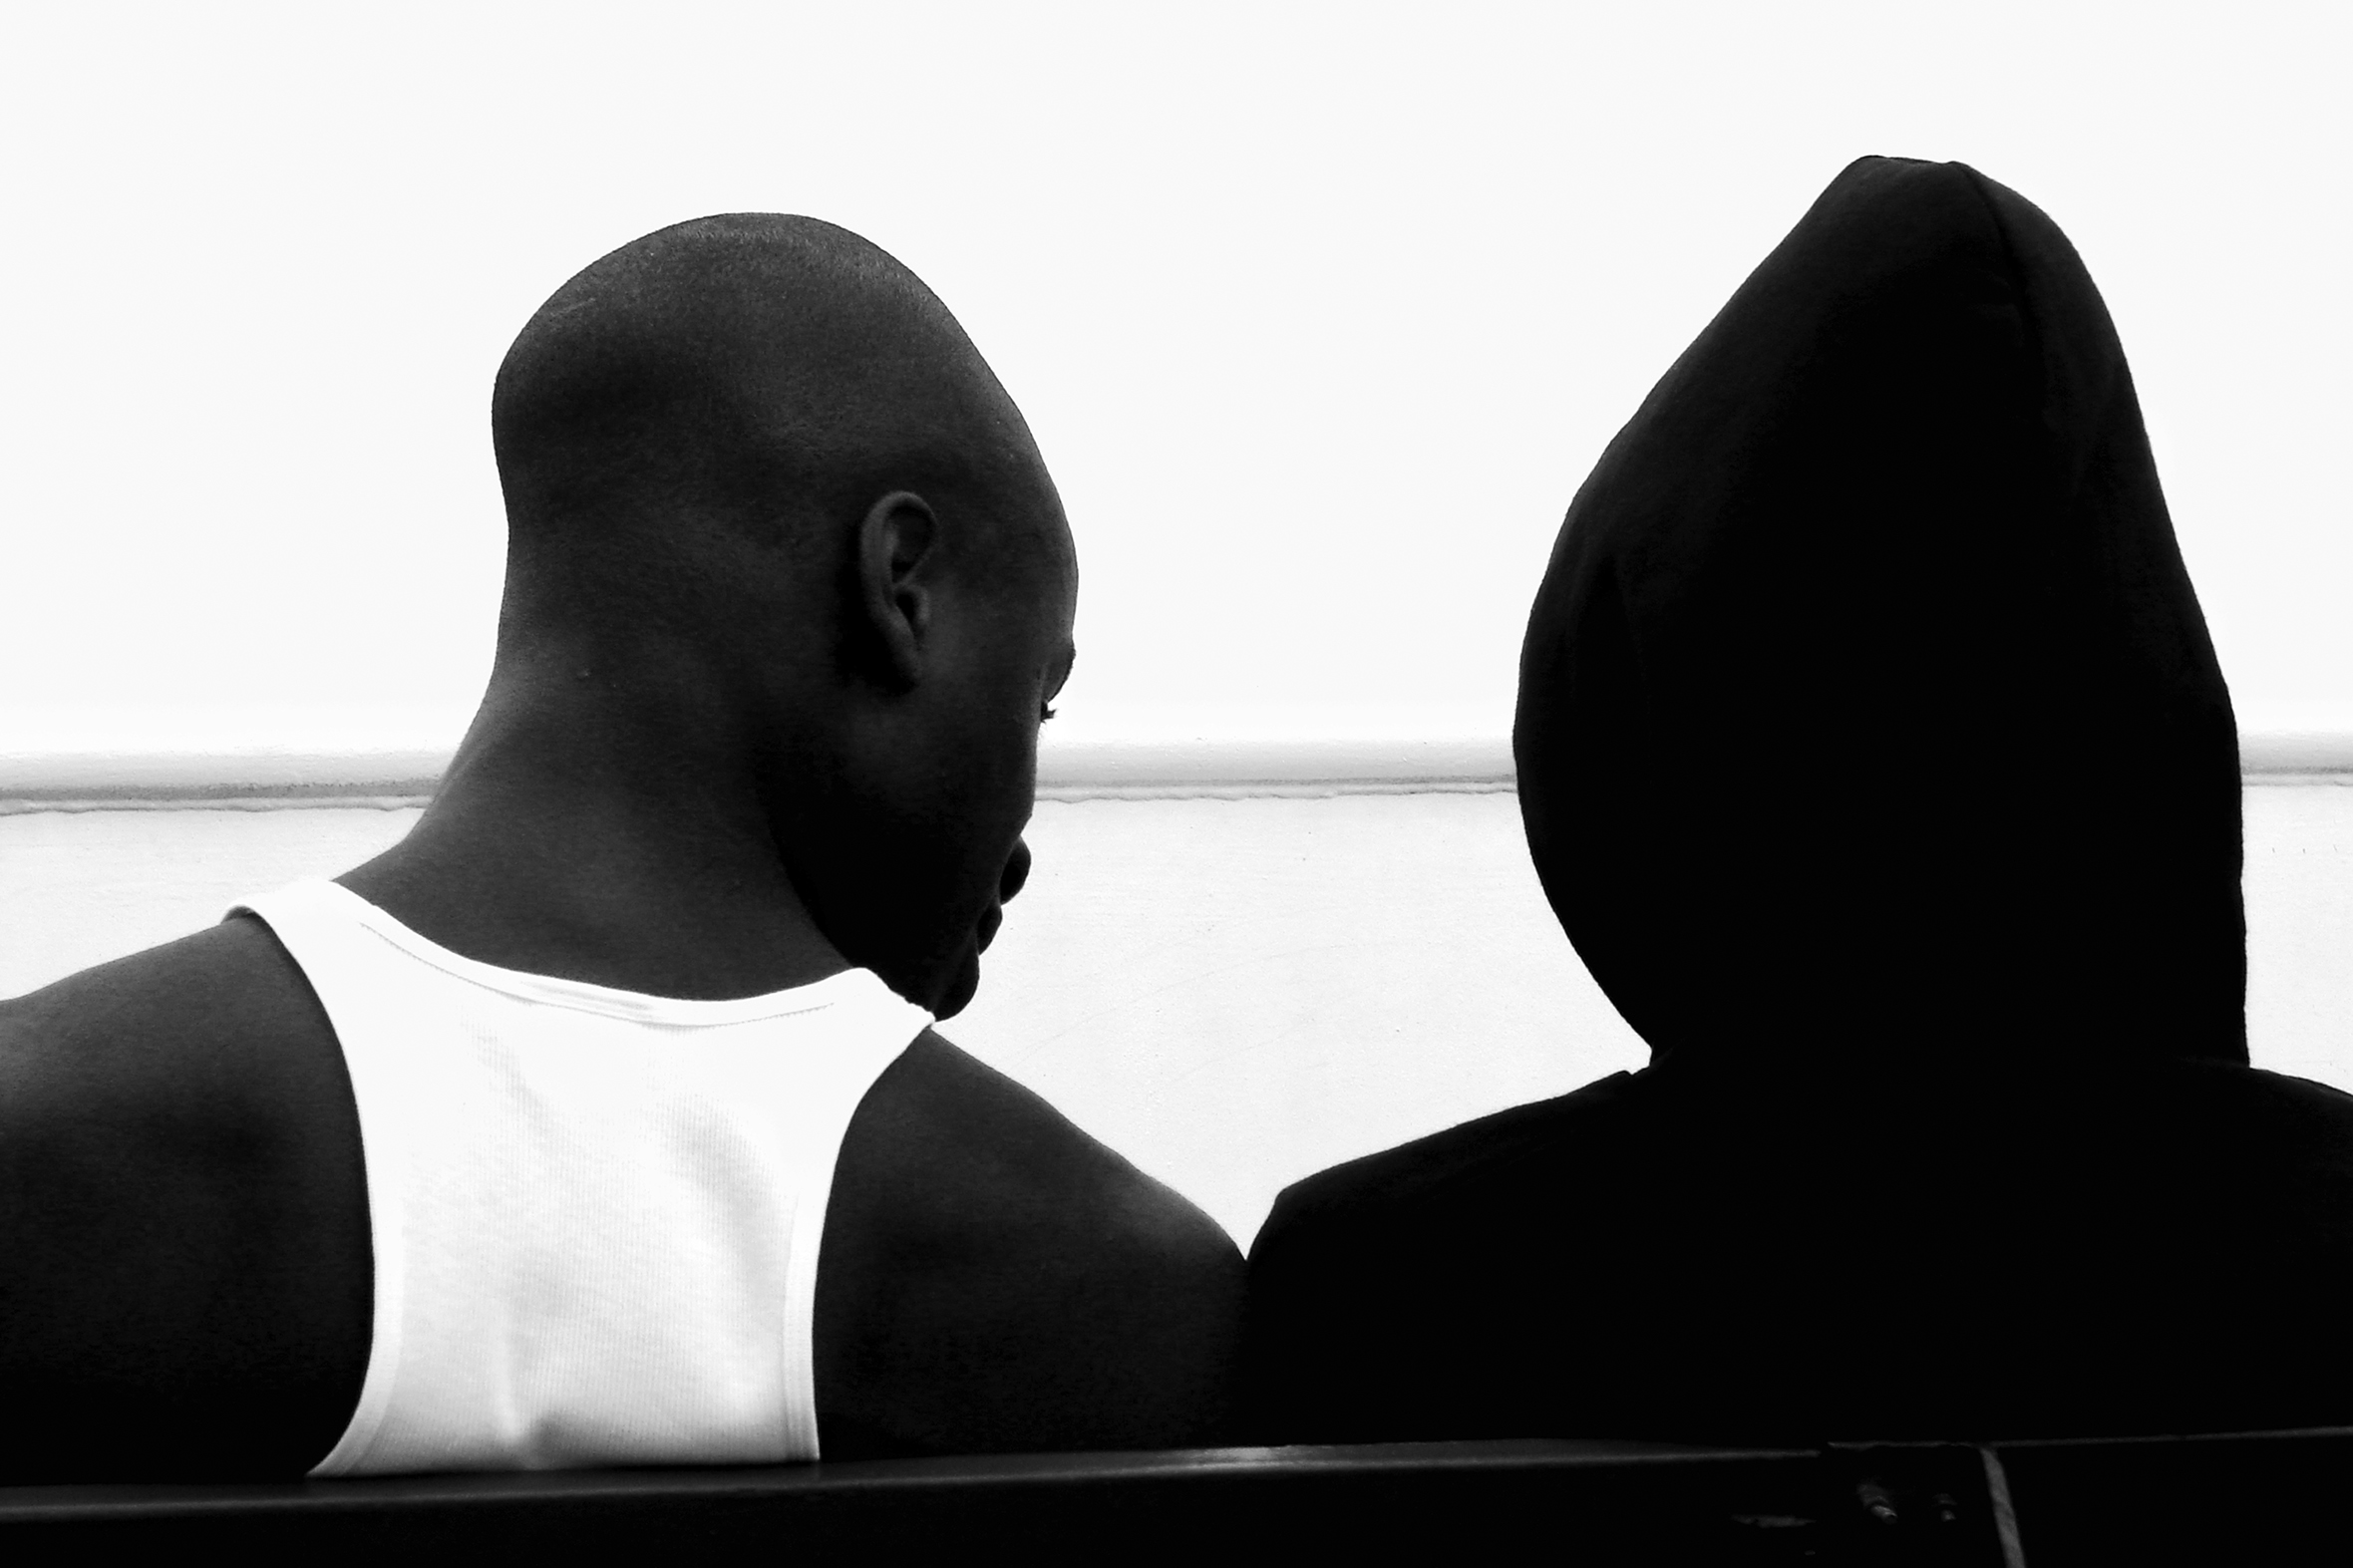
[5,1430,2347,1564]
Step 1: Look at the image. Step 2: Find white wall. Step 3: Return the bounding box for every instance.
[9,782,2349,1249]
[2,2,2348,760]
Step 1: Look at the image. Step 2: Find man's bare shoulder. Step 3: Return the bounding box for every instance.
[817,1030,1244,1456]
[2,916,338,1104]
[0,917,368,1480]
[860,1032,1235,1250]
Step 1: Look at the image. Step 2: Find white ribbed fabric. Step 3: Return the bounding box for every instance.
[236,879,928,1477]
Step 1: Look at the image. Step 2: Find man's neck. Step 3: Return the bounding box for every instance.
[339,679,849,1001]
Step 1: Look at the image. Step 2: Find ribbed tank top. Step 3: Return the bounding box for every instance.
[236,879,930,1476]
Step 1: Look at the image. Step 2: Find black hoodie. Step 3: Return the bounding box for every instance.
[1243,157,2353,1443]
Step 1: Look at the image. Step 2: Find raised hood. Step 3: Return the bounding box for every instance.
[1513,157,2243,1073]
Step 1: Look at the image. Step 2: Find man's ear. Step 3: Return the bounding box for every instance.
[853,490,938,688]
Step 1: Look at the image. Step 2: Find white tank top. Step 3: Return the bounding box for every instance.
[235,879,929,1476]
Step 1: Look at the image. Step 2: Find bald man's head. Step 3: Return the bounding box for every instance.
[478,215,1077,1016]
[492,214,1059,613]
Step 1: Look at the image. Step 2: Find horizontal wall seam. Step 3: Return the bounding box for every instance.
[1,793,438,816]
[8,775,2350,816]
[2,735,2347,812]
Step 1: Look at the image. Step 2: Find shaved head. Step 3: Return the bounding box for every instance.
[461,214,1078,1016]
[491,213,1062,635]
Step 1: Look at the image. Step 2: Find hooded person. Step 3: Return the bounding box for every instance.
[1243,157,2353,1444]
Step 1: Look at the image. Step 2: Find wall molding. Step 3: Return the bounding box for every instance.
[2,732,2348,813]
[2234,731,2353,781]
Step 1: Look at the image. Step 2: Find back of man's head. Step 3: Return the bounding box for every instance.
[480,215,1076,1016]
[492,214,1048,618]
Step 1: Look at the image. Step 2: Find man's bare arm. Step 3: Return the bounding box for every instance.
[816,1032,1245,1456]
[0,919,369,1480]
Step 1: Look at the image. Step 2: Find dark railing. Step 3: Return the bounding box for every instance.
[5,1428,2347,1564]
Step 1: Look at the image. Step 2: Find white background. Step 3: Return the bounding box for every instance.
[2,2,2347,757]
